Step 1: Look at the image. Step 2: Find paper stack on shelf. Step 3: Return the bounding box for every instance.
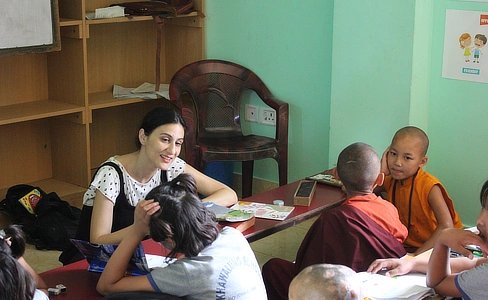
[113,82,169,100]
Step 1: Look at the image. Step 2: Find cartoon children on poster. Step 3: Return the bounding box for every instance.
[459,32,487,63]
[459,33,472,62]
[473,33,487,63]
[443,10,488,83]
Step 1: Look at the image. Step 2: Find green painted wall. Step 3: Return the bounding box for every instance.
[204,0,488,226]
[329,0,416,162]
[205,0,334,183]
[428,0,488,226]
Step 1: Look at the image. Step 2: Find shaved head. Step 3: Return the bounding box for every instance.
[392,126,429,156]
[289,264,362,300]
[337,142,380,192]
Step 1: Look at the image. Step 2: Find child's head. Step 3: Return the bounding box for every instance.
[289,263,362,300]
[387,126,429,181]
[474,34,487,49]
[336,142,382,193]
[477,180,488,244]
[459,33,471,49]
[480,180,488,209]
[0,227,35,300]
[0,224,26,259]
[147,173,219,258]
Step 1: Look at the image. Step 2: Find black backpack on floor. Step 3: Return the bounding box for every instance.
[0,184,81,251]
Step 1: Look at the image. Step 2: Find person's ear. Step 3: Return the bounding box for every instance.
[138,129,147,146]
[332,167,339,180]
[419,156,428,168]
[373,173,385,188]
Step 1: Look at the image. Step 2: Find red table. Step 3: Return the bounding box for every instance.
[241,180,345,242]
[40,239,169,299]
[40,180,345,299]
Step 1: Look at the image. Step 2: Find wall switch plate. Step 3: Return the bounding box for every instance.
[260,107,276,126]
[245,104,258,122]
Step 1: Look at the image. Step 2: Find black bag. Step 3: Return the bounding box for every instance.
[0,184,81,251]
[0,184,43,234]
[33,192,81,251]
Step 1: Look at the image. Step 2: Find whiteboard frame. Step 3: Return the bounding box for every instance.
[0,0,61,56]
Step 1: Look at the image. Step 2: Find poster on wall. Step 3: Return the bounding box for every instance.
[442,9,488,83]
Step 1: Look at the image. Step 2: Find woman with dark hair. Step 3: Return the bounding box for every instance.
[97,173,267,300]
[61,107,237,264]
[0,225,49,300]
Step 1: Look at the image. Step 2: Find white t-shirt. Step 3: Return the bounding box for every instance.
[83,156,186,207]
[147,227,267,300]
[33,289,49,300]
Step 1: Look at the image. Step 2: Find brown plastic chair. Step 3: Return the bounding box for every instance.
[169,59,288,198]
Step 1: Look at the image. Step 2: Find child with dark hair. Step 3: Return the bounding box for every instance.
[0,225,49,300]
[97,173,267,299]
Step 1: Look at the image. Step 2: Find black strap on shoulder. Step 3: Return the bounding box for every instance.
[61,163,167,265]
[73,161,131,242]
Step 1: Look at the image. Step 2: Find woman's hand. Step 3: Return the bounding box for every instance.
[133,199,160,238]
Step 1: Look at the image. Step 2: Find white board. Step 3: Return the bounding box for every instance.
[0,0,59,55]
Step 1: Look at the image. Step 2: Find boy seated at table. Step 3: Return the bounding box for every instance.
[289,263,363,300]
[368,178,488,299]
[262,142,408,300]
[376,126,463,255]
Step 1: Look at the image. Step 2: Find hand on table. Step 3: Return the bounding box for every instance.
[367,257,416,277]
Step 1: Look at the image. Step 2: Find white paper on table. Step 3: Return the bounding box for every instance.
[145,254,176,269]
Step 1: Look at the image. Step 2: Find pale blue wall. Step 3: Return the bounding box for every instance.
[205,0,488,226]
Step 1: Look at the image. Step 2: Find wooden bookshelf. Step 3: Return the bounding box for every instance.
[0,0,204,207]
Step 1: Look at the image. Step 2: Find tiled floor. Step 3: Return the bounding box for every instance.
[24,243,62,274]
[250,217,316,269]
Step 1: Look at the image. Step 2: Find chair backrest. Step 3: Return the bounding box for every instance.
[169,59,274,139]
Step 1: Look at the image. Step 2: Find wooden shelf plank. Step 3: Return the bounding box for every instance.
[0,100,84,126]
[85,12,199,25]
[60,18,82,26]
[89,90,167,110]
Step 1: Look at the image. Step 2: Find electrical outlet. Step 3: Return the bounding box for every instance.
[245,104,258,122]
[260,107,276,126]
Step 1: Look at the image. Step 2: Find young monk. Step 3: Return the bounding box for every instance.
[262,142,408,300]
[289,263,363,300]
[377,126,463,255]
